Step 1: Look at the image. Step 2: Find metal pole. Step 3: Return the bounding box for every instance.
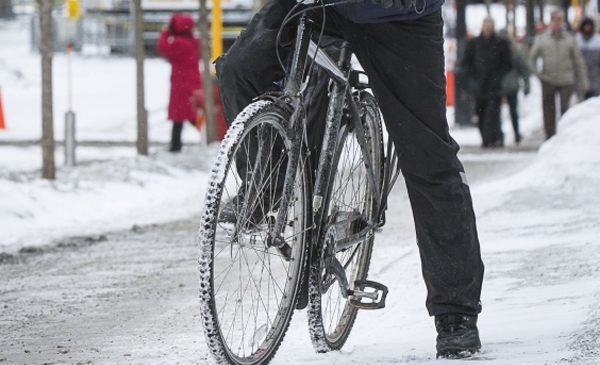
[65,111,76,166]
[65,42,76,166]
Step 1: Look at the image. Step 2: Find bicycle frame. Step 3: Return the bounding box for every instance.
[268,8,388,299]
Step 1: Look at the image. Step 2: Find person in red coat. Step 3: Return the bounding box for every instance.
[157,13,203,152]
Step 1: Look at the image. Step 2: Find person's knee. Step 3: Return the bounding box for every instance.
[215,53,242,89]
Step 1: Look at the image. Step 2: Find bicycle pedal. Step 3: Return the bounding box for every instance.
[349,280,388,310]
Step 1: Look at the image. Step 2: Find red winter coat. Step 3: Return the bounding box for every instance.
[157,13,203,122]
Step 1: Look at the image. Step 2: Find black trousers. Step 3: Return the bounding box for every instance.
[506,93,520,139]
[216,0,484,317]
[475,97,502,147]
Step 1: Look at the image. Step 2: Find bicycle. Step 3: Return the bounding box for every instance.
[198,2,400,364]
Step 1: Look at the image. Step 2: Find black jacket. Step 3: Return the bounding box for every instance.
[326,0,444,23]
[461,34,513,98]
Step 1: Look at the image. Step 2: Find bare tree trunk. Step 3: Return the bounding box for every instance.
[526,0,535,52]
[133,0,148,155]
[38,0,55,180]
[199,0,216,144]
[485,0,492,15]
[511,2,517,37]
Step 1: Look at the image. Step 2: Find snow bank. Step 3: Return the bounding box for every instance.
[473,97,600,215]
[0,149,211,253]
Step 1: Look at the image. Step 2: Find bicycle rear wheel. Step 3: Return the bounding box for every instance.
[199,100,310,365]
[307,92,383,352]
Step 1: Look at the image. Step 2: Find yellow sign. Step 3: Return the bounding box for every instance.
[67,0,80,19]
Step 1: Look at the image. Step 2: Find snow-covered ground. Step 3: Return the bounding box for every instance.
[1,11,600,364]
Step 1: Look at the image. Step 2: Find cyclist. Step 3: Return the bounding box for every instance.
[215,0,484,358]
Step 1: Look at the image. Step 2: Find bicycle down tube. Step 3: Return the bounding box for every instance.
[268,13,312,249]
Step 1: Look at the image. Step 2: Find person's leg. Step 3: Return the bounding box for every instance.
[479,98,496,147]
[478,97,502,147]
[507,93,521,142]
[489,96,503,147]
[479,97,501,147]
[558,84,574,117]
[474,98,489,147]
[542,81,557,139]
[333,10,484,318]
[215,0,337,222]
[214,0,296,206]
[215,0,297,125]
[170,122,184,152]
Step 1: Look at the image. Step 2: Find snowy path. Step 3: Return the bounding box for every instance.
[2,143,599,365]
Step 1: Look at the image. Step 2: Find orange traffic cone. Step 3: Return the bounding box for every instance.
[0,87,5,130]
[445,70,455,107]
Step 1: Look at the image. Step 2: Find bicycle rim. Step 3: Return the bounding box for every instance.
[308,93,383,352]
[199,101,310,365]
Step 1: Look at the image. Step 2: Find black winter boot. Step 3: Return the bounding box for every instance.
[435,314,481,358]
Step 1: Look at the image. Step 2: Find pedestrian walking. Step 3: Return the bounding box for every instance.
[499,30,531,144]
[461,18,513,148]
[575,17,600,100]
[157,13,203,152]
[216,0,485,358]
[528,10,589,140]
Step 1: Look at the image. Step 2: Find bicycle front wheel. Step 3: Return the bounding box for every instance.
[307,92,384,352]
[199,100,310,365]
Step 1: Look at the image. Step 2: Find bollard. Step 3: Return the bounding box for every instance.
[65,111,76,166]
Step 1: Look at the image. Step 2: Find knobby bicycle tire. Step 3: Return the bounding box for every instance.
[198,100,310,365]
[307,92,384,352]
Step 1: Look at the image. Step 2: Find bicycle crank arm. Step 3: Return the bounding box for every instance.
[349,280,389,310]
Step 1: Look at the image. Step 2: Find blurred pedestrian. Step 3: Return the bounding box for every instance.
[528,10,588,140]
[499,29,531,144]
[575,17,600,100]
[461,18,513,148]
[157,13,203,152]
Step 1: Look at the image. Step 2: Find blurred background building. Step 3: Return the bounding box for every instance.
[21,0,256,54]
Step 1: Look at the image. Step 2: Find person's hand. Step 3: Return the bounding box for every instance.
[371,0,412,9]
